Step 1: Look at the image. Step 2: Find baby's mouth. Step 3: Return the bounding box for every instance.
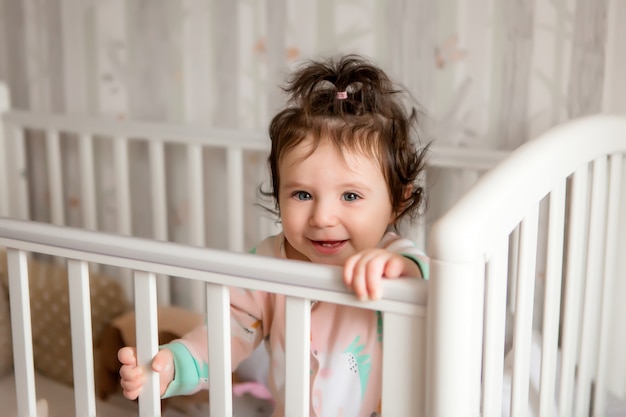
[314,240,346,247]
[310,240,349,255]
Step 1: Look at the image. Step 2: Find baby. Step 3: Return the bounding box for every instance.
[119,54,429,417]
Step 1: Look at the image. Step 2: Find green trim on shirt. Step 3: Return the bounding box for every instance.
[401,254,429,280]
[161,342,208,398]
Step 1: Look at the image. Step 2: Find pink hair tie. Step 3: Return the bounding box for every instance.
[336,91,348,100]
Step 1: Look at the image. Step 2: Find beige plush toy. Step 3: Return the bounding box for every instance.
[0,249,131,388]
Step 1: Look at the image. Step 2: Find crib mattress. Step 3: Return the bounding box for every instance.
[1,371,273,417]
[1,371,137,417]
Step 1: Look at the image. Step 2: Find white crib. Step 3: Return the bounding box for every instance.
[1,78,625,416]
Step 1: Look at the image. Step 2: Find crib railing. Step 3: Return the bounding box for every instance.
[0,217,428,417]
[427,115,626,416]
[0,82,509,314]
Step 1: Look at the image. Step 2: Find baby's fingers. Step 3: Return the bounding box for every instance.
[119,364,145,400]
[118,346,145,400]
[120,378,145,400]
[383,255,405,279]
[118,346,138,367]
[345,253,386,301]
[343,255,359,287]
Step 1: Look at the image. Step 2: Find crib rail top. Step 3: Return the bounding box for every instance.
[2,108,269,150]
[428,114,626,263]
[1,108,509,171]
[0,217,427,315]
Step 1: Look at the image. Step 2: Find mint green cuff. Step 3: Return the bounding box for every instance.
[161,342,207,398]
[401,254,429,280]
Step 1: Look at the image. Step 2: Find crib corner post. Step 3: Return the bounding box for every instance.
[426,257,484,417]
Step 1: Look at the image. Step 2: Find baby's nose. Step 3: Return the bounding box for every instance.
[309,201,338,227]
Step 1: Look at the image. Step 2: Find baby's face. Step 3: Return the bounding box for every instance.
[278,137,393,267]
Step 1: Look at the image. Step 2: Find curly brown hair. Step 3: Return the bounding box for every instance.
[263,54,428,225]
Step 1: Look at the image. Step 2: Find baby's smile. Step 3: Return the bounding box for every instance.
[310,239,348,255]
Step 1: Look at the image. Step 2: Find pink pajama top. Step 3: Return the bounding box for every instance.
[162,232,428,417]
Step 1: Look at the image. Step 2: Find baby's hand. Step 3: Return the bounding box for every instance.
[343,249,420,301]
[118,346,175,400]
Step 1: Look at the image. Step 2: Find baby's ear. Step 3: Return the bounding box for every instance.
[402,184,414,201]
[391,185,415,224]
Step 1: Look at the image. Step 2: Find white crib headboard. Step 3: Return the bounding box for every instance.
[427,115,626,416]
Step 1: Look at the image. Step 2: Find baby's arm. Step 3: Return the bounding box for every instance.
[118,288,267,400]
[118,346,174,400]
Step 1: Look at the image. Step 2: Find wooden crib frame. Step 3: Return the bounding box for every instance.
[1,79,625,416]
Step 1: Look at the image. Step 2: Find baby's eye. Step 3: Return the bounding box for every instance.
[342,192,360,202]
[292,191,311,201]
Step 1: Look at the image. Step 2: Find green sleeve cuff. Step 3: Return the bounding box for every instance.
[401,254,429,280]
[161,342,208,398]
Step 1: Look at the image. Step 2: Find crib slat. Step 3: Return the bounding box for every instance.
[510,207,539,417]
[507,226,520,315]
[187,143,205,247]
[559,167,589,416]
[46,129,66,226]
[481,236,509,416]
[206,283,233,416]
[149,140,171,305]
[593,154,623,416]
[114,135,132,235]
[78,133,97,231]
[7,249,38,416]
[539,181,566,417]
[149,141,168,242]
[13,125,30,219]
[114,136,134,300]
[186,144,206,312]
[67,259,97,416]
[285,296,311,416]
[382,312,426,416]
[575,157,609,416]
[134,271,161,417]
[226,147,244,252]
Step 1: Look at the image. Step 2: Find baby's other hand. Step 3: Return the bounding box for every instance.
[343,249,409,301]
[118,346,174,400]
